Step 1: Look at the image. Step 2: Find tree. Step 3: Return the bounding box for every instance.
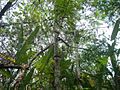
[0,0,120,90]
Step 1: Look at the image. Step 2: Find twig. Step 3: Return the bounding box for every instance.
[0,64,21,69]
[29,43,53,66]
[58,37,89,51]
[0,1,13,19]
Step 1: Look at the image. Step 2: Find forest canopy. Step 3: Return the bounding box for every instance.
[0,0,120,90]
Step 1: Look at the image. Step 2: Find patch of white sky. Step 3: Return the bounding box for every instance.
[76,9,113,40]
[75,5,120,76]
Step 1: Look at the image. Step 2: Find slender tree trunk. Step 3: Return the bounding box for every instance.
[73,30,83,89]
[53,30,61,90]
[75,44,83,90]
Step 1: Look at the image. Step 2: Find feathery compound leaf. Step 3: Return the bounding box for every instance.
[111,18,120,41]
[16,26,40,64]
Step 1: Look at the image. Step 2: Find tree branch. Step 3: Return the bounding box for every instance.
[29,43,53,66]
[58,37,89,51]
[0,64,21,69]
[0,0,15,19]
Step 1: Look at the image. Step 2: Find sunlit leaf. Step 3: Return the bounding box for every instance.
[34,46,53,72]
[23,68,34,85]
[111,18,120,40]
[16,26,39,64]
[0,53,15,63]
[99,56,108,65]
[89,79,95,87]
[0,69,12,77]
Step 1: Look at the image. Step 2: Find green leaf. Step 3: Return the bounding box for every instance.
[34,46,53,72]
[16,26,39,64]
[23,68,34,85]
[111,18,120,41]
[0,69,12,78]
[17,25,24,50]
[117,49,120,56]
[99,56,108,65]
[0,53,16,63]
[19,68,34,89]
[9,0,15,2]
[88,79,95,87]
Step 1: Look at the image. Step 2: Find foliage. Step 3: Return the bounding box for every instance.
[0,0,120,90]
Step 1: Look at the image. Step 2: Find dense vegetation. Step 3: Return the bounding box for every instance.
[0,0,120,90]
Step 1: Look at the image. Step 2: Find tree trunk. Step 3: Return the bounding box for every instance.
[54,30,61,90]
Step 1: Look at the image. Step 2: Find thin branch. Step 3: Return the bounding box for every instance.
[29,43,53,66]
[0,0,19,19]
[0,64,22,69]
[0,1,13,19]
[58,37,89,51]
